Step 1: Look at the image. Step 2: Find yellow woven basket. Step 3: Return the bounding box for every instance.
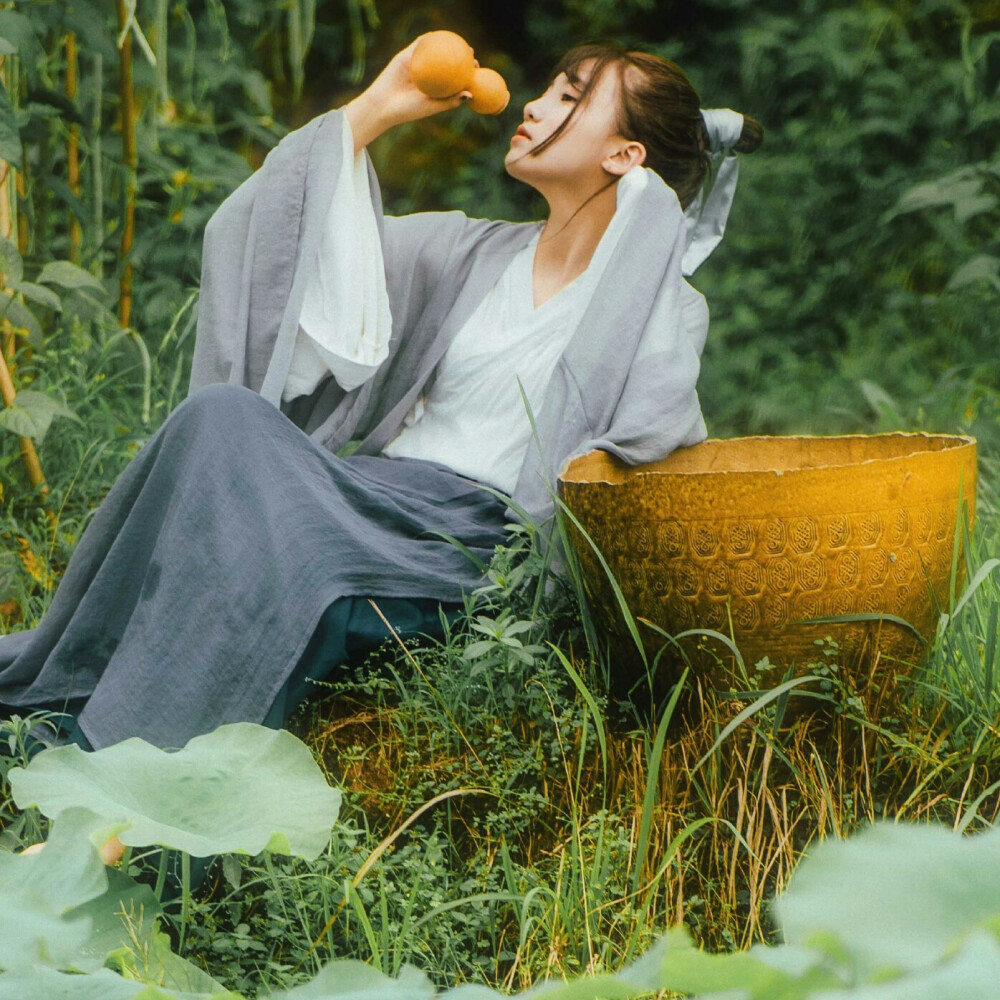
[557,433,978,687]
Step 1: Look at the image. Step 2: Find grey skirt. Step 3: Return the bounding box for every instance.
[0,384,508,749]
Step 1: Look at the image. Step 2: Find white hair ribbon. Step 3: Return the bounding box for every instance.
[681,107,744,277]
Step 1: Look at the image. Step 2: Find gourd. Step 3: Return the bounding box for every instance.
[410,31,510,115]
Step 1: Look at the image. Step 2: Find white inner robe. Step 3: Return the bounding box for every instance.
[283,112,647,493]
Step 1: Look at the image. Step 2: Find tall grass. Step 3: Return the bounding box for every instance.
[208,478,998,991]
[1,2,998,994]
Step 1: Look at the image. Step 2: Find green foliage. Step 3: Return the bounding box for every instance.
[7,756,1000,1000]
[0,389,81,444]
[0,0,998,997]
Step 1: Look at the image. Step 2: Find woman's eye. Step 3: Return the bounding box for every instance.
[561,93,577,102]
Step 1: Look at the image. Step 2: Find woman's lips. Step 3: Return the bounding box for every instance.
[513,125,532,141]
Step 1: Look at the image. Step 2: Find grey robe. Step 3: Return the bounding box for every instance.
[0,108,712,751]
[190,107,710,526]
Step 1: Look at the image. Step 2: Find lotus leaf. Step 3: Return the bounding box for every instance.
[0,808,116,971]
[611,927,840,999]
[0,967,148,1000]
[0,965,244,999]
[773,822,1000,980]
[271,961,435,999]
[10,723,341,859]
[804,931,1000,999]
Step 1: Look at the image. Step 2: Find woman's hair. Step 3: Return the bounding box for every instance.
[529,43,763,211]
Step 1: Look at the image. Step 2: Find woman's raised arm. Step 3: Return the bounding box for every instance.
[344,37,474,155]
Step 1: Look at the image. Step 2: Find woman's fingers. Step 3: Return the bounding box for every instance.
[363,36,475,127]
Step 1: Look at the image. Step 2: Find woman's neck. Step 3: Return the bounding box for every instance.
[536,178,620,284]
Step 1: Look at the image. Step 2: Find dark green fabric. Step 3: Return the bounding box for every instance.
[263,595,462,729]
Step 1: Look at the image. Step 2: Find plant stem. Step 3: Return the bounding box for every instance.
[66,32,82,263]
[92,51,104,280]
[116,0,136,328]
[179,851,191,952]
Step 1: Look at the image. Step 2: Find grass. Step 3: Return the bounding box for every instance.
[1,302,999,995]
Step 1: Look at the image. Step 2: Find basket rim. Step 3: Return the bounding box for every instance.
[558,431,978,485]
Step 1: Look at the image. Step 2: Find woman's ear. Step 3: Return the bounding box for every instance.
[603,140,646,176]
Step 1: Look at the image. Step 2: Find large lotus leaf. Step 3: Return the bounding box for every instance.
[10,723,341,860]
[270,962,435,1000]
[605,928,839,1000]
[808,931,1000,999]
[0,897,94,973]
[436,989,506,1000]
[0,968,146,1000]
[773,822,1000,980]
[0,966,245,999]
[0,808,120,971]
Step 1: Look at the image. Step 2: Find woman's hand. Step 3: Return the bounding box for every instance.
[344,37,475,154]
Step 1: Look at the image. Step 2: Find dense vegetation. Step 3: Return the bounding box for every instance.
[1,0,998,996]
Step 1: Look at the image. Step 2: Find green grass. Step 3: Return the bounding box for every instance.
[2,286,999,994]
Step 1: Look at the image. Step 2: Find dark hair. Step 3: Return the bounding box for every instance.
[529,43,763,211]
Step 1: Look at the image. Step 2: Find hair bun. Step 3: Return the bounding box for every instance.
[734,114,764,154]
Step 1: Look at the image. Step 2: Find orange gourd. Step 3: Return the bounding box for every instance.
[410,31,475,99]
[468,67,510,115]
[410,31,509,116]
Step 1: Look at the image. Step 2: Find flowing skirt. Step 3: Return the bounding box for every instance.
[0,384,508,749]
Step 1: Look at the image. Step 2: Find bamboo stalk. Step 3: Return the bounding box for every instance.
[0,55,11,366]
[0,70,48,497]
[0,177,12,365]
[0,349,48,494]
[66,32,81,263]
[116,0,136,329]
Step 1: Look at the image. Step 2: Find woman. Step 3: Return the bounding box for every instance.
[0,39,761,751]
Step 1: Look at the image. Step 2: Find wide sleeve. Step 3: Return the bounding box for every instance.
[589,276,709,463]
[189,102,513,453]
[281,113,393,403]
[188,164,262,392]
[189,108,351,403]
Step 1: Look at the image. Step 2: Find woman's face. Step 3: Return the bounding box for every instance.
[504,59,636,191]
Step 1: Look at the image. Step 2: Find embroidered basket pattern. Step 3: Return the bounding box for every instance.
[558,434,978,683]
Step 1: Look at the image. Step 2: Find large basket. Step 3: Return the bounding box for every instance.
[557,433,978,688]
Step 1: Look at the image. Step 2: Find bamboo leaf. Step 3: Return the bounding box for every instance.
[0,11,43,75]
[1,298,42,346]
[0,235,23,283]
[0,389,81,444]
[946,255,1000,293]
[9,280,61,312]
[462,640,497,660]
[37,260,105,293]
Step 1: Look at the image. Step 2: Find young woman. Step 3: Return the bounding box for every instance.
[0,39,761,751]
